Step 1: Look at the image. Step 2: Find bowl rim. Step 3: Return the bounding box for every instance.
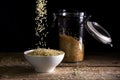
[24,49,65,57]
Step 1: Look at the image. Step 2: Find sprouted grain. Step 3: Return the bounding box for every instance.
[28,48,64,56]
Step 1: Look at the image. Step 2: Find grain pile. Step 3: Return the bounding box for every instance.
[28,48,64,56]
[59,35,84,62]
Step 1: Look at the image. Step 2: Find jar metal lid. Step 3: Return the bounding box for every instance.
[86,21,112,44]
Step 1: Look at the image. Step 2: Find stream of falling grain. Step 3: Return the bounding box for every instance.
[35,0,80,79]
[35,0,48,48]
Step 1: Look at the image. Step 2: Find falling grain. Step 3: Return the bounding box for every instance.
[35,0,48,48]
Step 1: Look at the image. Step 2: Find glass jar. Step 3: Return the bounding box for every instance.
[53,9,112,62]
[57,10,85,62]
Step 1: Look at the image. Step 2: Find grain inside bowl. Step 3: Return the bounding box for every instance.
[27,48,64,56]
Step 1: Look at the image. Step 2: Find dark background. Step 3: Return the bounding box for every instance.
[0,0,120,53]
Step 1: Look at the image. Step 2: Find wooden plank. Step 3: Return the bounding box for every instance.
[0,66,120,80]
[0,52,120,80]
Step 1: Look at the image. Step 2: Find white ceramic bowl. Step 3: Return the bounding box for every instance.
[24,49,65,73]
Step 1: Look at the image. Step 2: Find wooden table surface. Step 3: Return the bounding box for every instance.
[0,52,120,80]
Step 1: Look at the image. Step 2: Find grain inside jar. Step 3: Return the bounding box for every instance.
[59,35,84,62]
